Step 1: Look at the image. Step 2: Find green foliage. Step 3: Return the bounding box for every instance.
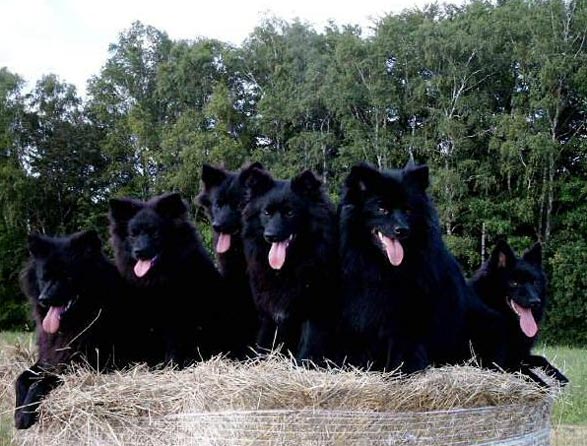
[0,0,586,344]
[537,345,587,426]
[443,234,480,273]
[543,242,587,345]
[0,69,30,330]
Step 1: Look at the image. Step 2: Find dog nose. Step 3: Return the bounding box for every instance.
[212,223,222,233]
[264,233,281,243]
[38,292,50,306]
[528,295,541,308]
[394,226,409,238]
[133,248,149,259]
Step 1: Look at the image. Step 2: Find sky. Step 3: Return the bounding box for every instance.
[0,0,464,96]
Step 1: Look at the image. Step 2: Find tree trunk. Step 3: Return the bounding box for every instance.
[481,221,486,261]
[538,166,546,241]
[544,150,554,246]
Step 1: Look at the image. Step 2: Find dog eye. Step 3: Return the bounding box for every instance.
[285,209,294,218]
[263,209,271,216]
[509,280,519,287]
[378,207,389,215]
[144,227,158,237]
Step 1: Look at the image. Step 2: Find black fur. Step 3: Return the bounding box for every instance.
[15,230,126,429]
[197,163,263,356]
[241,168,338,361]
[470,240,568,386]
[338,162,472,373]
[108,192,228,366]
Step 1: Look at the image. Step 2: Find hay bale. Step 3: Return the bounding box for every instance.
[1,339,35,430]
[10,354,558,446]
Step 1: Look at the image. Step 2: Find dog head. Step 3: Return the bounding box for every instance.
[197,162,263,254]
[485,240,546,338]
[342,161,431,267]
[243,168,324,270]
[109,192,188,279]
[23,230,104,334]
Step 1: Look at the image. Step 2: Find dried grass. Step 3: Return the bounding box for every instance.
[1,341,35,414]
[3,351,559,446]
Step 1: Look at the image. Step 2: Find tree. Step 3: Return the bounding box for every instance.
[0,68,31,329]
[21,75,108,233]
[87,21,172,199]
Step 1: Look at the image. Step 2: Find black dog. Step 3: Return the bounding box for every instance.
[197,163,263,355]
[470,240,568,386]
[15,230,125,429]
[242,168,338,361]
[108,192,229,366]
[338,162,472,373]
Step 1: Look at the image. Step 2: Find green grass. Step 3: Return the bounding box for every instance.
[0,331,32,353]
[0,415,10,445]
[0,332,585,445]
[0,331,33,445]
[538,345,587,426]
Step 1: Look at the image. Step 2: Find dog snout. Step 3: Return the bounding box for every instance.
[264,232,281,243]
[393,225,410,238]
[528,294,541,308]
[133,247,150,259]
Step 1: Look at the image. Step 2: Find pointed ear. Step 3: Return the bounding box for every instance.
[154,193,188,219]
[404,164,429,190]
[238,162,265,184]
[109,198,142,223]
[345,163,379,194]
[201,164,227,190]
[196,191,211,209]
[244,167,274,198]
[489,240,517,270]
[404,156,416,169]
[522,242,542,266]
[27,233,52,258]
[247,161,264,171]
[291,170,322,198]
[70,230,102,254]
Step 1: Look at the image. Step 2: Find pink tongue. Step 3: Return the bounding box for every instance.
[513,301,538,337]
[134,259,154,278]
[380,235,404,266]
[268,241,288,270]
[216,233,231,254]
[42,306,64,334]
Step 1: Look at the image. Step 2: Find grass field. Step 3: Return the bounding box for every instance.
[538,345,587,446]
[0,332,34,446]
[0,332,585,445]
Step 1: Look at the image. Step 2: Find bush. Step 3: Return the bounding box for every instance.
[542,241,587,346]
